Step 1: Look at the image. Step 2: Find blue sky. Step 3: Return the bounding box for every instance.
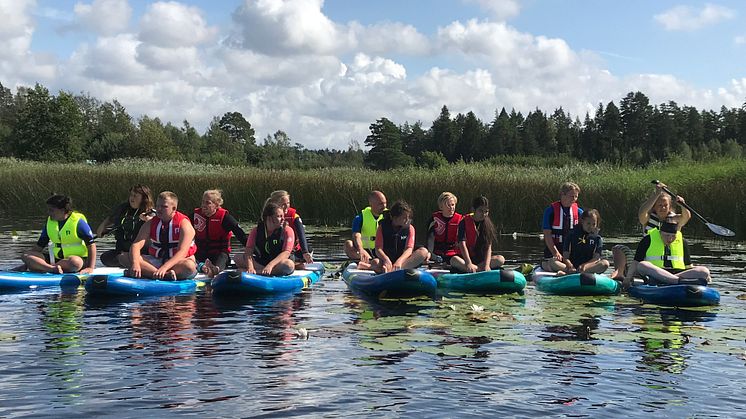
[4,0,746,148]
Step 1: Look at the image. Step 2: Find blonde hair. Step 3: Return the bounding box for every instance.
[203,189,224,206]
[437,192,457,208]
[269,190,289,202]
[158,191,178,205]
[560,182,580,195]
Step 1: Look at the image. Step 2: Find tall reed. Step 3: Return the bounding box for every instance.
[0,157,743,239]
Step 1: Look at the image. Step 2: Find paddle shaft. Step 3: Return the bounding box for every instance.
[652,180,711,225]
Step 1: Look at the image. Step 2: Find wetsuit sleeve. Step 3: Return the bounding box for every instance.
[426,216,436,234]
[457,219,466,242]
[634,235,651,262]
[282,226,295,253]
[406,225,415,249]
[37,227,49,248]
[351,214,363,233]
[246,227,257,249]
[222,213,248,246]
[595,235,604,255]
[293,217,310,252]
[77,219,96,245]
[541,206,553,230]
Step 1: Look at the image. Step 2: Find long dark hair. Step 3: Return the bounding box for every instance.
[472,196,497,258]
[130,184,154,212]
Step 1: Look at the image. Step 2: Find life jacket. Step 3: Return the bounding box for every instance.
[463,214,478,257]
[550,201,579,246]
[253,221,288,263]
[148,211,197,261]
[360,207,383,251]
[46,212,88,258]
[284,207,302,252]
[193,207,232,257]
[644,211,676,234]
[113,204,145,250]
[644,228,686,270]
[431,211,463,257]
[380,216,411,260]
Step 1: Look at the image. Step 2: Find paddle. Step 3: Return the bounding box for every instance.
[651,180,735,237]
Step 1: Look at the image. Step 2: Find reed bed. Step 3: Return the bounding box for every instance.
[0,158,743,239]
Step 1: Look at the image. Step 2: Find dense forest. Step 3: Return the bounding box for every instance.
[1,82,744,169]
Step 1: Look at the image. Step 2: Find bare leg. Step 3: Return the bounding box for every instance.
[636,261,680,284]
[450,255,468,273]
[344,240,360,260]
[402,248,430,269]
[489,254,506,269]
[21,251,57,273]
[579,259,610,274]
[170,259,198,279]
[55,256,84,273]
[676,266,711,283]
[541,258,568,273]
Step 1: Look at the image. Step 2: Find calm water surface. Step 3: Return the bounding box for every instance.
[1,219,745,417]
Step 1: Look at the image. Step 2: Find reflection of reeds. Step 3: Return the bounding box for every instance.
[1,157,743,239]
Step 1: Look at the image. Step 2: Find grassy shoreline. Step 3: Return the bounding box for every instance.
[1,157,743,239]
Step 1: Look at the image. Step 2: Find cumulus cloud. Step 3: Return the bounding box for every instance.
[231,0,351,55]
[351,21,431,55]
[464,0,521,21]
[654,3,735,31]
[73,0,131,36]
[139,1,217,48]
[0,0,58,84]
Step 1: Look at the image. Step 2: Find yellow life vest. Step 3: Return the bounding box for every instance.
[46,212,89,258]
[360,207,383,251]
[644,228,686,270]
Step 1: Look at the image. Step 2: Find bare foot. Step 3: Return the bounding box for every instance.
[54,264,64,274]
[556,270,566,276]
[204,259,220,278]
[167,270,177,280]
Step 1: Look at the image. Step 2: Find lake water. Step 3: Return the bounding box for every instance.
[1,221,745,417]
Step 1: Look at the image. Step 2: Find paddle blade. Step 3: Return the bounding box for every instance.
[706,222,735,237]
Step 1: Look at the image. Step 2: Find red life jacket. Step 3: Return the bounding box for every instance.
[193,207,232,257]
[550,201,579,246]
[432,211,463,257]
[148,211,197,260]
[284,206,301,252]
[463,214,478,257]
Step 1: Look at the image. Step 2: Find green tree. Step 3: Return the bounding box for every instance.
[600,101,621,161]
[364,117,413,169]
[128,116,177,160]
[218,111,255,145]
[429,105,458,161]
[201,117,244,165]
[620,91,652,160]
[457,111,486,161]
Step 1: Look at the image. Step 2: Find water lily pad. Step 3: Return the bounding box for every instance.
[417,344,476,357]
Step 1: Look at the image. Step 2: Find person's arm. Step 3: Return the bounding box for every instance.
[96,216,113,238]
[542,206,561,261]
[77,219,97,273]
[675,197,691,227]
[374,227,392,272]
[128,221,151,278]
[223,213,248,246]
[479,243,492,272]
[350,215,370,263]
[638,185,665,225]
[155,218,195,277]
[262,226,294,275]
[393,225,416,270]
[425,217,436,254]
[293,217,313,263]
[244,227,257,274]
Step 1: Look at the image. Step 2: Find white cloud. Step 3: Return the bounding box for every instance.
[0,0,58,84]
[139,1,217,48]
[231,0,351,55]
[74,0,131,36]
[654,3,735,31]
[735,35,746,45]
[351,21,431,55]
[67,34,157,85]
[464,0,521,21]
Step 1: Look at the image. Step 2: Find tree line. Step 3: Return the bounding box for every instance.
[0,82,364,169]
[1,82,744,169]
[365,93,746,169]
